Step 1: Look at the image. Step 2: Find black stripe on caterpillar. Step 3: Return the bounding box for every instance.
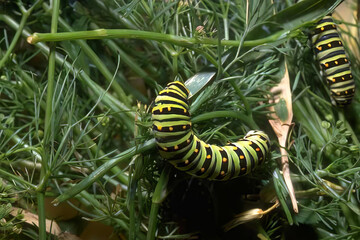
[151,81,270,181]
[311,16,355,106]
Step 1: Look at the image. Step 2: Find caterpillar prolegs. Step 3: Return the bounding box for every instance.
[151,81,270,181]
[311,16,355,106]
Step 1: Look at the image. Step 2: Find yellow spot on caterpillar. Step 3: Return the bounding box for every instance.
[260,157,263,161]
[163,147,168,151]
[342,77,345,80]
[327,43,331,47]
[332,24,335,28]
[335,61,338,65]
[241,167,246,171]
[167,107,171,111]
[345,91,348,94]
[183,125,187,129]
[174,145,179,150]
[332,78,336,82]
[321,27,324,31]
[206,155,211,159]
[201,168,205,172]
[350,74,352,78]
[185,160,189,165]
[222,158,227,163]
[325,63,329,68]
[169,127,174,131]
[220,171,225,175]
[240,155,245,159]
[339,41,342,45]
[195,149,199,153]
[157,126,162,131]
[184,109,187,113]
[256,148,260,152]
[233,147,238,150]
[317,46,322,51]
[187,139,190,143]
[159,108,163,113]
[345,59,348,62]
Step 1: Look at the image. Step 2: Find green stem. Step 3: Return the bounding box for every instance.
[43,3,60,171]
[28,29,289,48]
[38,1,60,239]
[147,203,160,240]
[37,192,46,239]
[25,23,255,122]
[192,110,259,130]
[129,189,136,240]
[147,166,171,240]
[128,155,143,240]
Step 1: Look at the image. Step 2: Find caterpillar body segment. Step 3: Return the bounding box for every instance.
[311,16,355,106]
[152,81,270,181]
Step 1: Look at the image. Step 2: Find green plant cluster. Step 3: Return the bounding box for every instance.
[0,0,359,239]
[0,179,23,239]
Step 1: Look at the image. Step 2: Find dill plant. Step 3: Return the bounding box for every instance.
[0,0,359,239]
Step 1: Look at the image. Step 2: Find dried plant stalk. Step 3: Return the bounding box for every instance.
[268,64,298,213]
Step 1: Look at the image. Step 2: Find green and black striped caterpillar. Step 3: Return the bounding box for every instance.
[151,81,270,181]
[311,15,355,106]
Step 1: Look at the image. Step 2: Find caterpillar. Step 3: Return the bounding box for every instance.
[151,81,270,181]
[311,15,355,106]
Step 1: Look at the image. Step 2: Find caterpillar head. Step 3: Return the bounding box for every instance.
[166,81,189,98]
[244,130,265,137]
[244,130,270,148]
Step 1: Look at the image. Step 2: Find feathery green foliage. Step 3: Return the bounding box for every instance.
[0,0,359,239]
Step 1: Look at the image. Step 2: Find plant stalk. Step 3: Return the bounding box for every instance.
[27,29,289,48]
[38,1,61,239]
[146,166,171,240]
